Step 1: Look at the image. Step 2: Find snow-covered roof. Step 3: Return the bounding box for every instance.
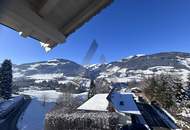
[77,94,109,111]
[77,92,141,115]
[110,92,141,115]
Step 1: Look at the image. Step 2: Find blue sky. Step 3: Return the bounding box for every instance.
[1,0,190,65]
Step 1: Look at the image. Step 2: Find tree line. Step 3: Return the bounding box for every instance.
[143,74,190,111]
[0,59,12,99]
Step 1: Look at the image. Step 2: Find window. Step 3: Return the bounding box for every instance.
[120,101,124,106]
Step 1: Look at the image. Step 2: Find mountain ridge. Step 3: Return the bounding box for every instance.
[9,51,190,91]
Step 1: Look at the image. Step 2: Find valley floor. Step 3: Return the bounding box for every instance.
[17,90,62,130]
[16,89,88,130]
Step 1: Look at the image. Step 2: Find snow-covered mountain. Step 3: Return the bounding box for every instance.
[12,59,91,92]
[13,59,88,79]
[86,52,190,83]
[11,52,190,92]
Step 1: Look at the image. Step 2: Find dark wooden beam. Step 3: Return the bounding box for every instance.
[60,0,113,37]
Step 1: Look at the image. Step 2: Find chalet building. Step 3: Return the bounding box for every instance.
[77,92,148,129]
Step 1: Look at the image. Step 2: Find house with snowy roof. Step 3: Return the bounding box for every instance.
[76,86,181,130]
[77,91,145,128]
[77,92,141,115]
[107,92,141,115]
[77,93,109,112]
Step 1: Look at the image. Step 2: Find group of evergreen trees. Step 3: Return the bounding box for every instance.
[0,60,12,99]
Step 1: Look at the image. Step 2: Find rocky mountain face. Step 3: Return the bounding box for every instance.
[12,52,190,92]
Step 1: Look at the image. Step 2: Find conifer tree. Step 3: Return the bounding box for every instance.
[0,60,12,99]
[88,80,96,99]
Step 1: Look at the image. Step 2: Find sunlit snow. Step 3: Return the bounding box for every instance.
[17,90,62,130]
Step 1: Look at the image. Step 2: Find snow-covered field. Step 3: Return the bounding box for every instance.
[17,90,88,130]
[26,73,64,80]
[17,90,62,130]
[19,90,62,102]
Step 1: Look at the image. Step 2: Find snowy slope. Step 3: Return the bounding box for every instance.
[13,59,88,80]
[11,52,190,92]
[86,52,190,83]
[12,59,91,92]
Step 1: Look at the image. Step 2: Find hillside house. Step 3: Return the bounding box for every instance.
[77,91,145,129]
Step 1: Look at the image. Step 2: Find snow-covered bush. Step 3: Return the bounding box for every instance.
[45,112,119,130]
[52,92,83,113]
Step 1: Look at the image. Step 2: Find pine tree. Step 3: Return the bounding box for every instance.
[88,80,96,99]
[0,60,12,99]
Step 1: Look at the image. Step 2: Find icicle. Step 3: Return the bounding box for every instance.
[40,42,52,52]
